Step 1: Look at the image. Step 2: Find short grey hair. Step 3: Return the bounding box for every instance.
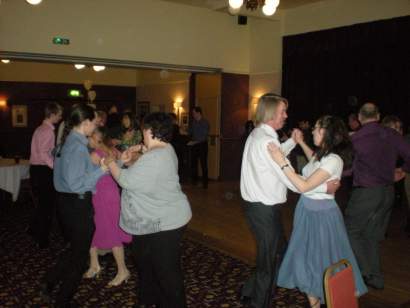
[359,102,379,120]
[254,93,288,126]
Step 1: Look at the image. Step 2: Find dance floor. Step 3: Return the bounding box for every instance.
[0,192,308,307]
[1,179,409,307]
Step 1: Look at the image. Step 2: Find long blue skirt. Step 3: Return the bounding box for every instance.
[277,195,368,303]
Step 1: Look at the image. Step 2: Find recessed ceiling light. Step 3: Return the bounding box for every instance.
[1,59,10,64]
[74,64,85,70]
[26,0,42,5]
[93,65,106,72]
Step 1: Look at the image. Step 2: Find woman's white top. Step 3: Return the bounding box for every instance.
[302,153,343,200]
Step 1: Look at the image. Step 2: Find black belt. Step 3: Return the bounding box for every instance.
[59,191,92,200]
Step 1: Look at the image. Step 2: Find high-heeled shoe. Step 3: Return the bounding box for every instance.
[83,267,102,279]
[107,272,130,287]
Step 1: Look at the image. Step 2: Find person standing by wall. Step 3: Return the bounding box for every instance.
[28,102,62,249]
[189,106,209,189]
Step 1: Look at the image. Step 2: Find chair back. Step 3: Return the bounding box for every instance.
[324,259,358,308]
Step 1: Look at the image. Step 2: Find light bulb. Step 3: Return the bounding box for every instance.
[265,0,280,7]
[262,4,277,16]
[74,64,85,70]
[1,59,10,64]
[228,0,243,9]
[93,65,106,72]
[26,0,42,5]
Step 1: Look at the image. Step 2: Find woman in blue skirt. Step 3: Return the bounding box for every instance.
[267,115,367,307]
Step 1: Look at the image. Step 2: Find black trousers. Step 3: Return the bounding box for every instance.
[45,192,95,306]
[131,226,187,308]
[345,185,394,287]
[29,165,56,245]
[241,201,287,308]
[190,141,208,187]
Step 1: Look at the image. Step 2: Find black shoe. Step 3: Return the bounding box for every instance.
[39,282,53,303]
[238,285,252,305]
[26,226,36,237]
[363,276,384,290]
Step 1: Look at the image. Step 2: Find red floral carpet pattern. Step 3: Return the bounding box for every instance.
[0,204,309,307]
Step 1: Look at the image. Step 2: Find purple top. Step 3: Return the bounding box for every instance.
[351,122,410,188]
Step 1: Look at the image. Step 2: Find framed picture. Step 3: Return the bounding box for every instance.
[180,112,189,127]
[11,105,28,127]
[137,101,150,118]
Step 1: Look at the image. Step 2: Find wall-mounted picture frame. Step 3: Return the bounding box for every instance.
[11,105,28,127]
[137,101,150,118]
[180,112,189,127]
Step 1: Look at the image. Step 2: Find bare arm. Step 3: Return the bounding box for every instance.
[268,142,335,193]
[282,166,331,193]
[292,129,314,160]
[298,140,314,161]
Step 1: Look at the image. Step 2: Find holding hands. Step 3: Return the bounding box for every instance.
[291,128,304,144]
[120,144,146,166]
[100,157,112,172]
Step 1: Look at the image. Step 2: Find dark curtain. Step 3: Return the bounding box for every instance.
[282,15,410,127]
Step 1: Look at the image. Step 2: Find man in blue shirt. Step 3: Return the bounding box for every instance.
[189,107,209,189]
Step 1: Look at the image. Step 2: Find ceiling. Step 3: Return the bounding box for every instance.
[161,0,325,11]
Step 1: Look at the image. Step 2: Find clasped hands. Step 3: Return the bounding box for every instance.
[267,128,304,164]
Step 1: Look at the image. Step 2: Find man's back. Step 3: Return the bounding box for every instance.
[352,122,410,187]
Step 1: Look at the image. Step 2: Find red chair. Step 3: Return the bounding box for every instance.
[324,259,359,308]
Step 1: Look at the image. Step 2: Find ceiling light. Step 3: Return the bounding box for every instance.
[228,0,279,16]
[92,65,105,72]
[262,3,277,16]
[228,0,243,9]
[265,0,279,6]
[26,0,42,5]
[74,64,85,70]
[1,59,10,64]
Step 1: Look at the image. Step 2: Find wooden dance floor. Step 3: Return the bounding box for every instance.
[183,181,410,308]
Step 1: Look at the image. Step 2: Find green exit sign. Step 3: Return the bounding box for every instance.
[53,37,70,45]
[68,89,82,97]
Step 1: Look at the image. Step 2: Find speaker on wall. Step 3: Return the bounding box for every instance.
[238,15,247,25]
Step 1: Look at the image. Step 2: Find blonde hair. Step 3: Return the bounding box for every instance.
[254,93,288,126]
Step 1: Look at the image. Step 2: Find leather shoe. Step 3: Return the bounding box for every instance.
[363,276,384,290]
[238,285,252,306]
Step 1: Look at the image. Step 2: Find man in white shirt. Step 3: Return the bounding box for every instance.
[239,93,339,308]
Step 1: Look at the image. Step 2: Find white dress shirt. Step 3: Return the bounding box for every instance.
[240,124,327,206]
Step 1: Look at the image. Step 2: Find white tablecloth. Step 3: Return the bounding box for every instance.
[0,159,30,202]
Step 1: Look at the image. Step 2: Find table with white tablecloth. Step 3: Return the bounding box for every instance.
[0,159,30,202]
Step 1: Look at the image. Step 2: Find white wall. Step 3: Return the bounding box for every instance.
[283,0,410,36]
[0,0,250,74]
[248,17,283,116]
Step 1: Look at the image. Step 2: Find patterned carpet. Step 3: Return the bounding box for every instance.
[0,201,309,307]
